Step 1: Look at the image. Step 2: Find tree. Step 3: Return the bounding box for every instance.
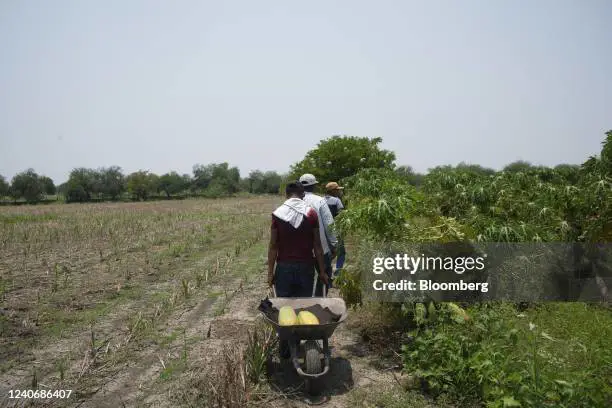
[395,165,425,187]
[10,169,43,203]
[39,176,56,195]
[262,171,282,193]
[192,164,214,191]
[455,162,496,177]
[503,160,534,173]
[97,166,125,200]
[554,164,581,184]
[289,135,396,183]
[248,170,264,193]
[65,168,97,202]
[159,171,187,198]
[0,175,9,198]
[126,170,158,200]
[208,163,240,195]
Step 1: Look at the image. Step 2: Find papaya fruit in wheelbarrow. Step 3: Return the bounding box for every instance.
[278,306,298,326]
[297,310,319,325]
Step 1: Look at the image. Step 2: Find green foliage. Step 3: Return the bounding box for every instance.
[247,170,282,194]
[330,131,612,407]
[192,162,240,196]
[39,176,55,195]
[10,168,44,203]
[402,303,612,408]
[0,175,9,197]
[334,266,362,307]
[126,170,159,201]
[503,160,536,173]
[159,171,187,198]
[96,166,126,200]
[335,168,426,241]
[289,135,396,183]
[395,165,425,186]
[65,168,97,202]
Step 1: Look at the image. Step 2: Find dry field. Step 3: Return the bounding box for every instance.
[0,197,419,408]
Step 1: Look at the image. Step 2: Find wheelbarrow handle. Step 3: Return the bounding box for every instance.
[311,272,327,298]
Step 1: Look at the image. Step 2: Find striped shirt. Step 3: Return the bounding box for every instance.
[303,192,337,255]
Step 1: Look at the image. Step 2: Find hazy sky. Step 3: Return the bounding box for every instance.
[1,1,611,184]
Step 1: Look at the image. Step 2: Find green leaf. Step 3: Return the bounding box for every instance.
[501,396,522,407]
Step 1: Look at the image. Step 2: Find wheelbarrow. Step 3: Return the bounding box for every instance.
[261,281,348,402]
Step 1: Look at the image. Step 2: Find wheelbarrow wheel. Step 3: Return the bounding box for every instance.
[304,340,322,375]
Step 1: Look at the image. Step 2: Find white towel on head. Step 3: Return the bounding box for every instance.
[273,198,310,228]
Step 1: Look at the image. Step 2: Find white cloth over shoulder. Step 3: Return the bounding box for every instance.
[272,198,310,229]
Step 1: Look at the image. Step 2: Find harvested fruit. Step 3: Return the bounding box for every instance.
[278,306,298,326]
[297,310,320,325]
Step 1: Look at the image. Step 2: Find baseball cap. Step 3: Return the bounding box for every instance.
[325,182,344,191]
[299,174,318,186]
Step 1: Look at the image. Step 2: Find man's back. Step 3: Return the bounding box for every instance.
[303,192,335,254]
[272,208,318,263]
[324,195,344,218]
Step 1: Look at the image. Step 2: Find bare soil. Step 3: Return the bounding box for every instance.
[0,197,421,408]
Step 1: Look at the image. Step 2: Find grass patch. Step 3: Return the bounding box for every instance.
[0,213,58,224]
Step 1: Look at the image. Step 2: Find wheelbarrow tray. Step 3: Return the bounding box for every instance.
[262,297,348,341]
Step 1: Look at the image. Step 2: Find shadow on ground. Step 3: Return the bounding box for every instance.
[267,356,354,403]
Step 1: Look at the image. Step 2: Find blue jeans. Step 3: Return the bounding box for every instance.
[274,262,316,297]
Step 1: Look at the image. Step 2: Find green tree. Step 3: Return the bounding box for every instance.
[10,169,43,203]
[97,166,125,200]
[192,164,214,191]
[456,162,496,177]
[0,175,9,197]
[159,171,187,198]
[39,176,56,195]
[207,163,240,195]
[262,171,282,193]
[503,160,534,173]
[248,170,264,193]
[395,165,425,187]
[126,170,157,201]
[289,135,396,183]
[65,168,97,202]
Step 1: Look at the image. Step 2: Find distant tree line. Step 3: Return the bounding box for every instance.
[0,133,584,205]
[0,163,285,204]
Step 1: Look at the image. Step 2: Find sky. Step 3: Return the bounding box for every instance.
[1,0,611,184]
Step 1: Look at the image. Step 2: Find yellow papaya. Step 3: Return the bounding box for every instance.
[297,310,319,325]
[278,306,297,326]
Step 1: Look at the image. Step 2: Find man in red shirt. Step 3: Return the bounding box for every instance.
[268,182,328,297]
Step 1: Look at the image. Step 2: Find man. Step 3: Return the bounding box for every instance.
[298,173,337,295]
[268,182,328,297]
[268,182,328,359]
[325,182,346,277]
